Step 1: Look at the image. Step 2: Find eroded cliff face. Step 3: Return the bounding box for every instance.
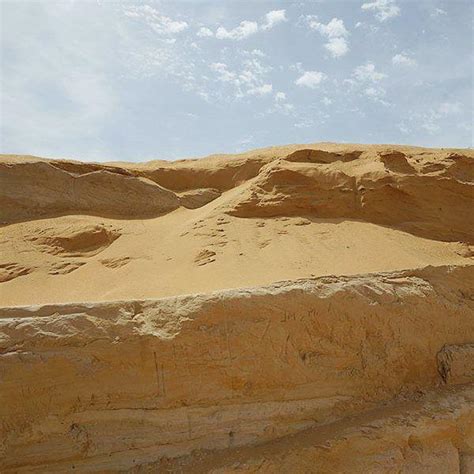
[0,143,473,472]
[1,265,473,472]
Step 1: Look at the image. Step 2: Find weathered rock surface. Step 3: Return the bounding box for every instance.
[143,384,474,473]
[1,264,473,472]
[438,344,474,386]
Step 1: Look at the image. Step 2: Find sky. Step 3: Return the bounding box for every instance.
[1,0,472,162]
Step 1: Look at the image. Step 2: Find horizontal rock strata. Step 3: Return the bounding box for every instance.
[1,264,473,472]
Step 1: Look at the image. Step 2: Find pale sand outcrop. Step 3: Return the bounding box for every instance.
[1,265,473,472]
[0,143,473,472]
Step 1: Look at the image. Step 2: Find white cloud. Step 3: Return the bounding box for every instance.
[421,122,440,133]
[361,0,400,22]
[198,91,210,102]
[353,21,380,34]
[264,91,295,116]
[124,43,193,83]
[322,97,332,106]
[214,10,286,40]
[159,17,188,34]
[216,20,258,40]
[325,37,349,58]
[124,10,140,19]
[242,58,272,77]
[210,62,237,83]
[261,10,287,30]
[343,63,388,99]
[295,71,326,88]
[279,103,295,112]
[432,8,447,17]
[275,91,286,101]
[238,69,257,84]
[365,87,385,98]
[124,5,188,35]
[250,49,265,57]
[306,17,350,58]
[294,118,315,129]
[392,53,417,66]
[405,102,463,136]
[208,57,273,99]
[247,83,273,96]
[438,102,462,115]
[353,63,386,82]
[289,62,304,74]
[197,27,213,37]
[308,17,349,38]
[397,122,410,134]
[236,135,255,150]
[364,86,389,105]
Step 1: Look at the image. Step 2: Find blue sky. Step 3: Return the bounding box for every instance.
[1,0,472,162]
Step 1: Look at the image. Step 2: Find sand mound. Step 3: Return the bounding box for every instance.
[179,188,222,209]
[0,143,473,472]
[285,148,363,163]
[0,158,180,223]
[28,223,121,257]
[225,148,473,243]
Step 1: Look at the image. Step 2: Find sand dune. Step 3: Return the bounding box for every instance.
[1,143,472,306]
[0,143,473,472]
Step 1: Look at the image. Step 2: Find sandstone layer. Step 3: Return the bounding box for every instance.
[0,143,473,472]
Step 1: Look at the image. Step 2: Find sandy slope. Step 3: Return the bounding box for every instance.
[0,211,470,306]
[0,143,472,306]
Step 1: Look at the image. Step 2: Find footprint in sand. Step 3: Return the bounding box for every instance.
[217,217,230,225]
[48,261,86,275]
[0,263,33,282]
[100,257,132,269]
[194,249,216,266]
